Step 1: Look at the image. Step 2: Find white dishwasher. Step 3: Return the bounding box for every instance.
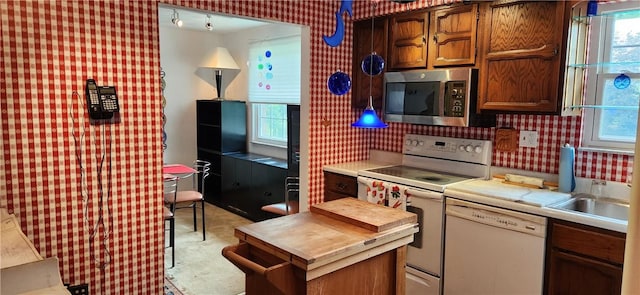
[443,198,547,295]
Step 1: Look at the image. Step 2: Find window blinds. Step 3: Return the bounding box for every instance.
[248,35,301,104]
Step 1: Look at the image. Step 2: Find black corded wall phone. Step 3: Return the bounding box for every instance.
[85,79,119,122]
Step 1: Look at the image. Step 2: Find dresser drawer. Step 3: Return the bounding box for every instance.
[324,171,357,198]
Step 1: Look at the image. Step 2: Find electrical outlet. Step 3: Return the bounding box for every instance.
[519,130,539,148]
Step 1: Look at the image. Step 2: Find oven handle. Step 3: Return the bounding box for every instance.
[405,188,443,201]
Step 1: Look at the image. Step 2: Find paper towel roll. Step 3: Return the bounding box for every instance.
[558,144,576,193]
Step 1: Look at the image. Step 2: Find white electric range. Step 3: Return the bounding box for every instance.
[356,134,493,295]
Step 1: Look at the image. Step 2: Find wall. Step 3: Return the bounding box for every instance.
[2,0,632,294]
[2,1,163,293]
[0,0,388,293]
[160,26,224,166]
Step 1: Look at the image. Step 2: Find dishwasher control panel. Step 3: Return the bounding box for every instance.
[445,198,547,238]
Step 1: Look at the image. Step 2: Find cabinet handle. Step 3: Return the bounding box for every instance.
[432,34,438,43]
[423,35,427,44]
[337,183,347,190]
[264,192,272,196]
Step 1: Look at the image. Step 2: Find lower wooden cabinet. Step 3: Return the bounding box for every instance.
[324,172,357,202]
[545,219,626,295]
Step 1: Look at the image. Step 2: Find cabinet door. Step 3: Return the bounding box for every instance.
[428,3,478,67]
[478,1,567,112]
[352,17,388,110]
[547,249,622,295]
[219,101,247,153]
[251,162,287,221]
[324,172,357,201]
[221,156,252,218]
[325,190,355,202]
[388,11,429,70]
[545,219,626,295]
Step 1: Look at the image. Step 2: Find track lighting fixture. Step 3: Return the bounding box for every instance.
[205,14,213,31]
[171,9,183,27]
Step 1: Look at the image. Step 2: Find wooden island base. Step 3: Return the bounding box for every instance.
[222,198,418,295]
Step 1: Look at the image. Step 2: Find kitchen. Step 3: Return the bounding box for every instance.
[1,0,639,295]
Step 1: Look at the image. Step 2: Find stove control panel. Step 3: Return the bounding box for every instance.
[403,134,492,165]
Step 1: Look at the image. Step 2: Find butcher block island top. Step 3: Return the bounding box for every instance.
[223,198,418,295]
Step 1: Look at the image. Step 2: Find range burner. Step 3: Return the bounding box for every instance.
[419,176,446,182]
[358,134,493,192]
[360,165,472,192]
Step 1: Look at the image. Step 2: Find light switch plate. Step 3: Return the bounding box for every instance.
[519,130,539,148]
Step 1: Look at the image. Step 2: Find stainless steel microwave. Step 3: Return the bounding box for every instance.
[383,68,495,127]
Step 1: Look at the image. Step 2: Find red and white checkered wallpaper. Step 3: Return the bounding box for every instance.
[1,0,633,293]
[2,0,163,293]
[369,114,633,183]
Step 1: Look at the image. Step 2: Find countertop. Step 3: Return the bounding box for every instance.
[323,161,628,233]
[227,152,288,169]
[323,160,397,177]
[445,180,627,233]
[233,198,418,273]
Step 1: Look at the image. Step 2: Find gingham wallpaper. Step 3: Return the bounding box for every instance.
[0,0,633,294]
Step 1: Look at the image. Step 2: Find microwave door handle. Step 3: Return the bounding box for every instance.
[439,81,447,116]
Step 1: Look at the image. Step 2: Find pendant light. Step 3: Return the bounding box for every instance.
[352,2,387,129]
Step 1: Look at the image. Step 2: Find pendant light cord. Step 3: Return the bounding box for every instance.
[368,2,376,109]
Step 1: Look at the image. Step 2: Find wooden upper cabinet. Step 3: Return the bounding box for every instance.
[388,11,429,70]
[428,3,479,67]
[352,17,388,110]
[477,0,568,113]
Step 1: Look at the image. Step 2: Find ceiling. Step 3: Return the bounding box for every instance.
[158,6,270,33]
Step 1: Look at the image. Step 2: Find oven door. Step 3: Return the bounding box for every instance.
[405,188,444,277]
[357,177,444,277]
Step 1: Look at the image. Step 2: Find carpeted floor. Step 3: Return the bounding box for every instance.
[165,203,252,295]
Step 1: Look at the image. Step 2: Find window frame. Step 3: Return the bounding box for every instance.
[581,2,640,152]
[250,102,289,148]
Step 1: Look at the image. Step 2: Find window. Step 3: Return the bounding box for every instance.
[248,35,301,147]
[252,103,287,146]
[582,3,640,151]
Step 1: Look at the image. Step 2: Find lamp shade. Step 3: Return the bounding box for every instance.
[352,108,388,128]
[204,47,239,70]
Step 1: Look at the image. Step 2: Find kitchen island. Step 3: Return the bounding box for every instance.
[222,197,418,295]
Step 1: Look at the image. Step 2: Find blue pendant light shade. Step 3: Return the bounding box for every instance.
[352,102,388,128]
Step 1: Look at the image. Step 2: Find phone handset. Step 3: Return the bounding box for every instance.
[85,79,119,120]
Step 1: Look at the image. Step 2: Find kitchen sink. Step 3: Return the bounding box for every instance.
[550,194,629,221]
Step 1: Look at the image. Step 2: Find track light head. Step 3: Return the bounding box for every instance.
[171,9,182,27]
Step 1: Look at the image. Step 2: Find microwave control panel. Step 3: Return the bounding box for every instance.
[444,81,466,117]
